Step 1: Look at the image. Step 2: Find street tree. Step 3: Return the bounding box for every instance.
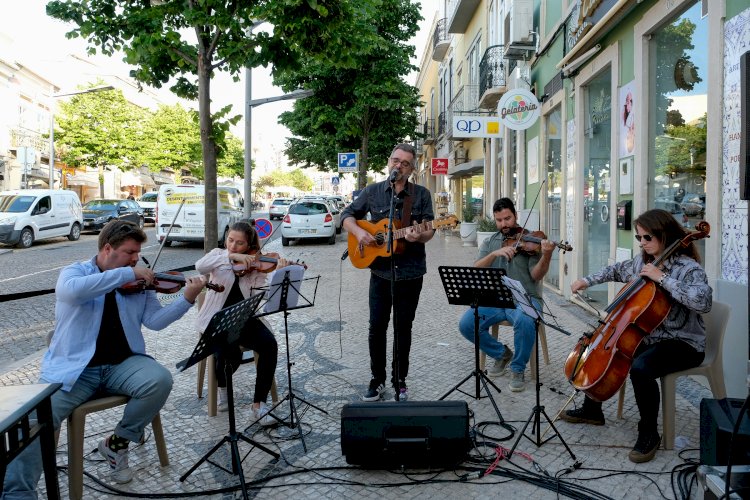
[55,84,147,198]
[217,135,246,179]
[140,104,202,176]
[276,0,423,189]
[47,0,359,251]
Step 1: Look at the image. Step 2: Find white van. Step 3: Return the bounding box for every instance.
[0,189,83,248]
[156,184,244,246]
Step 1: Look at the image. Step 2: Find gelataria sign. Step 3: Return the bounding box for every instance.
[497,89,540,130]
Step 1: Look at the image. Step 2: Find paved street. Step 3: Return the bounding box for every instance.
[0,229,712,499]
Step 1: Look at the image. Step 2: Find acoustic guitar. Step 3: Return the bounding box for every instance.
[347,215,459,269]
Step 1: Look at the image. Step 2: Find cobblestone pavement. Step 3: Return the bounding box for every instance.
[0,230,711,499]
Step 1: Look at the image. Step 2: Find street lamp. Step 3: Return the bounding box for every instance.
[49,85,114,190]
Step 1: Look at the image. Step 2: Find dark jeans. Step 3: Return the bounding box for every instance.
[584,339,704,433]
[215,318,278,404]
[368,273,423,389]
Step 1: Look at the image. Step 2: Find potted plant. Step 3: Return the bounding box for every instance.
[475,215,497,248]
[459,204,478,246]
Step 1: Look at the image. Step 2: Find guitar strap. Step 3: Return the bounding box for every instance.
[400,182,413,228]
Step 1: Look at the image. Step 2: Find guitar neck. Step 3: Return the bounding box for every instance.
[392,220,434,240]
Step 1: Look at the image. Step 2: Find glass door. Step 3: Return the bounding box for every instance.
[545,107,562,289]
[582,70,612,305]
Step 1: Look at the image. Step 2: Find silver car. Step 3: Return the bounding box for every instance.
[281,200,337,246]
[269,197,294,220]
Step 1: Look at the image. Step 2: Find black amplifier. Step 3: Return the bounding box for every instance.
[341,400,471,467]
[700,398,750,466]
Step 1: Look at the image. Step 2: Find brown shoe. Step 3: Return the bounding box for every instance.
[560,406,605,426]
[628,432,661,463]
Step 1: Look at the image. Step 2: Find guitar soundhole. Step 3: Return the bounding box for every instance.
[374,232,385,246]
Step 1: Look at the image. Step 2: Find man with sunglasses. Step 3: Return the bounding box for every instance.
[341,143,435,402]
[562,208,712,464]
[2,220,205,498]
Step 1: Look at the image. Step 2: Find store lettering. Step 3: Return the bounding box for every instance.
[501,102,538,119]
[730,132,741,140]
[577,0,603,27]
[456,119,481,133]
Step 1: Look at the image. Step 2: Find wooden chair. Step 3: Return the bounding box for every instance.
[194,292,279,417]
[616,301,730,450]
[66,397,168,500]
[478,321,549,380]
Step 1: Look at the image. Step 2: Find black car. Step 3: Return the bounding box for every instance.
[82,199,144,232]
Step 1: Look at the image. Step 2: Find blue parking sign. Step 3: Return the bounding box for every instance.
[338,152,357,173]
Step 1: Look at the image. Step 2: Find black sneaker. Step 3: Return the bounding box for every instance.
[628,431,661,463]
[560,406,605,426]
[362,380,385,402]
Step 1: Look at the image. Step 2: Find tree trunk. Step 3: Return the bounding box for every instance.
[198,51,218,253]
[358,108,369,190]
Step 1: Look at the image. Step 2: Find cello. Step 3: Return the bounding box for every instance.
[563,221,710,402]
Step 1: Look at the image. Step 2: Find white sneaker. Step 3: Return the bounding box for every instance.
[253,402,276,427]
[218,387,228,412]
[98,437,133,484]
[487,346,513,377]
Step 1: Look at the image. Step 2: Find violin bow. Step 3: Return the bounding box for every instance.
[511,180,546,251]
[150,197,186,273]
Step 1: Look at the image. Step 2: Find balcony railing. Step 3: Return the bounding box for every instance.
[437,111,446,137]
[446,85,480,140]
[479,45,507,109]
[423,118,436,145]
[432,18,450,61]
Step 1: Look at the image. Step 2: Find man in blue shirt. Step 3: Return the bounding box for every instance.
[2,220,204,498]
[341,143,435,402]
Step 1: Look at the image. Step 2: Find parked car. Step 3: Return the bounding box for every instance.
[269,197,294,220]
[0,189,83,248]
[654,198,682,214]
[82,199,144,232]
[680,193,705,217]
[281,199,337,246]
[137,191,158,223]
[304,196,342,234]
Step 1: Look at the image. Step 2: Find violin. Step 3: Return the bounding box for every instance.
[503,227,573,255]
[119,271,225,295]
[232,251,308,276]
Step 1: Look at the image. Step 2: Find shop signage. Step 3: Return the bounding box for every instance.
[497,89,540,130]
[431,158,449,175]
[566,0,619,50]
[451,116,502,138]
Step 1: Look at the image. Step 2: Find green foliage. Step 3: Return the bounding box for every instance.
[255,168,313,193]
[140,104,202,173]
[275,0,423,188]
[462,204,476,223]
[477,216,497,232]
[216,135,246,179]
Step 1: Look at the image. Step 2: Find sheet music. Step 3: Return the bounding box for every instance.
[264,265,305,313]
[502,276,539,320]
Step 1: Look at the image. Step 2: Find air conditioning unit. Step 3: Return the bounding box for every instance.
[504,0,534,46]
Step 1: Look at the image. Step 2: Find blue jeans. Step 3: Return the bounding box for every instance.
[2,355,172,499]
[458,298,541,374]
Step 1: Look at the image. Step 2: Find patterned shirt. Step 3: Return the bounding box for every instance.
[582,253,712,351]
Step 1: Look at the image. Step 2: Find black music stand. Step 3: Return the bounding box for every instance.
[502,283,578,463]
[438,266,514,424]
[176,293,279,500]
[254,266,323,453]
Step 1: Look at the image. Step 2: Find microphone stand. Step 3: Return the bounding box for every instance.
[387,176,402,401]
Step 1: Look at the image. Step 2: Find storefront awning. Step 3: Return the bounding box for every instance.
[151,173,174,185]
[448,159,484,178]
[66,172,99,187]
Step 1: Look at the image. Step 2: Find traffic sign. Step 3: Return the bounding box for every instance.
[338,152,358,173]
[331,176,340,185]
[254,218,273,239]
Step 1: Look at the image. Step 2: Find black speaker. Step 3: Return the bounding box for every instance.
[341,400,471,467]
[740,51,750,201]
[700,398,750,466]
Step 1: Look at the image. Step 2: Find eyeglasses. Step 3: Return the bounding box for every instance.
[389,157,413,169]
[634,233,654,242]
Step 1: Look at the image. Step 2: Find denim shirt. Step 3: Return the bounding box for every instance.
[42,256,194,391]
[341,180,434,280]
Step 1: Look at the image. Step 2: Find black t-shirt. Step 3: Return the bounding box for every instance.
[223,275,244,309]
[88,290,133,367]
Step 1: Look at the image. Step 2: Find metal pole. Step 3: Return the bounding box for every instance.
[244,65,253,219]
[49,104,55,189]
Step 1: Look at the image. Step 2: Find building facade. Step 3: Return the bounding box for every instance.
[415,0,749,397]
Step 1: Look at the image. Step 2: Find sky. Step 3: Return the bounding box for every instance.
[1,0,437,173]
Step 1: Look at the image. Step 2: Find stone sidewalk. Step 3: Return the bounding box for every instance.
[0,230,711,499]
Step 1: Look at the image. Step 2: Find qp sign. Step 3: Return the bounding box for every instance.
[451,116,502,138]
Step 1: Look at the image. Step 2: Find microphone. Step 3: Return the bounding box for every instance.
[388,169,399,183]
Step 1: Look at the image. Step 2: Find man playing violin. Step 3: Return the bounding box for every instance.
[2,220,205,497]
[195,221,290,425]
[457,197,556,393]
[561,208,712,463]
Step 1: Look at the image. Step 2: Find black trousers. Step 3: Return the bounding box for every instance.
[215,317,278,404]
[584,339,704,434]
[368,273,423,389]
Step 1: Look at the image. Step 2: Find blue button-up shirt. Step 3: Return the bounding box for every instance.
[42,256,193,391]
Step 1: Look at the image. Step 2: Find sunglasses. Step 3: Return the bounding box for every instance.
[634,234,654,242]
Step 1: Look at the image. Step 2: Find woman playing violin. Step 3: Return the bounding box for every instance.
[195,221,291,425]
[562,209,712,463]
[457,198,557,393]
